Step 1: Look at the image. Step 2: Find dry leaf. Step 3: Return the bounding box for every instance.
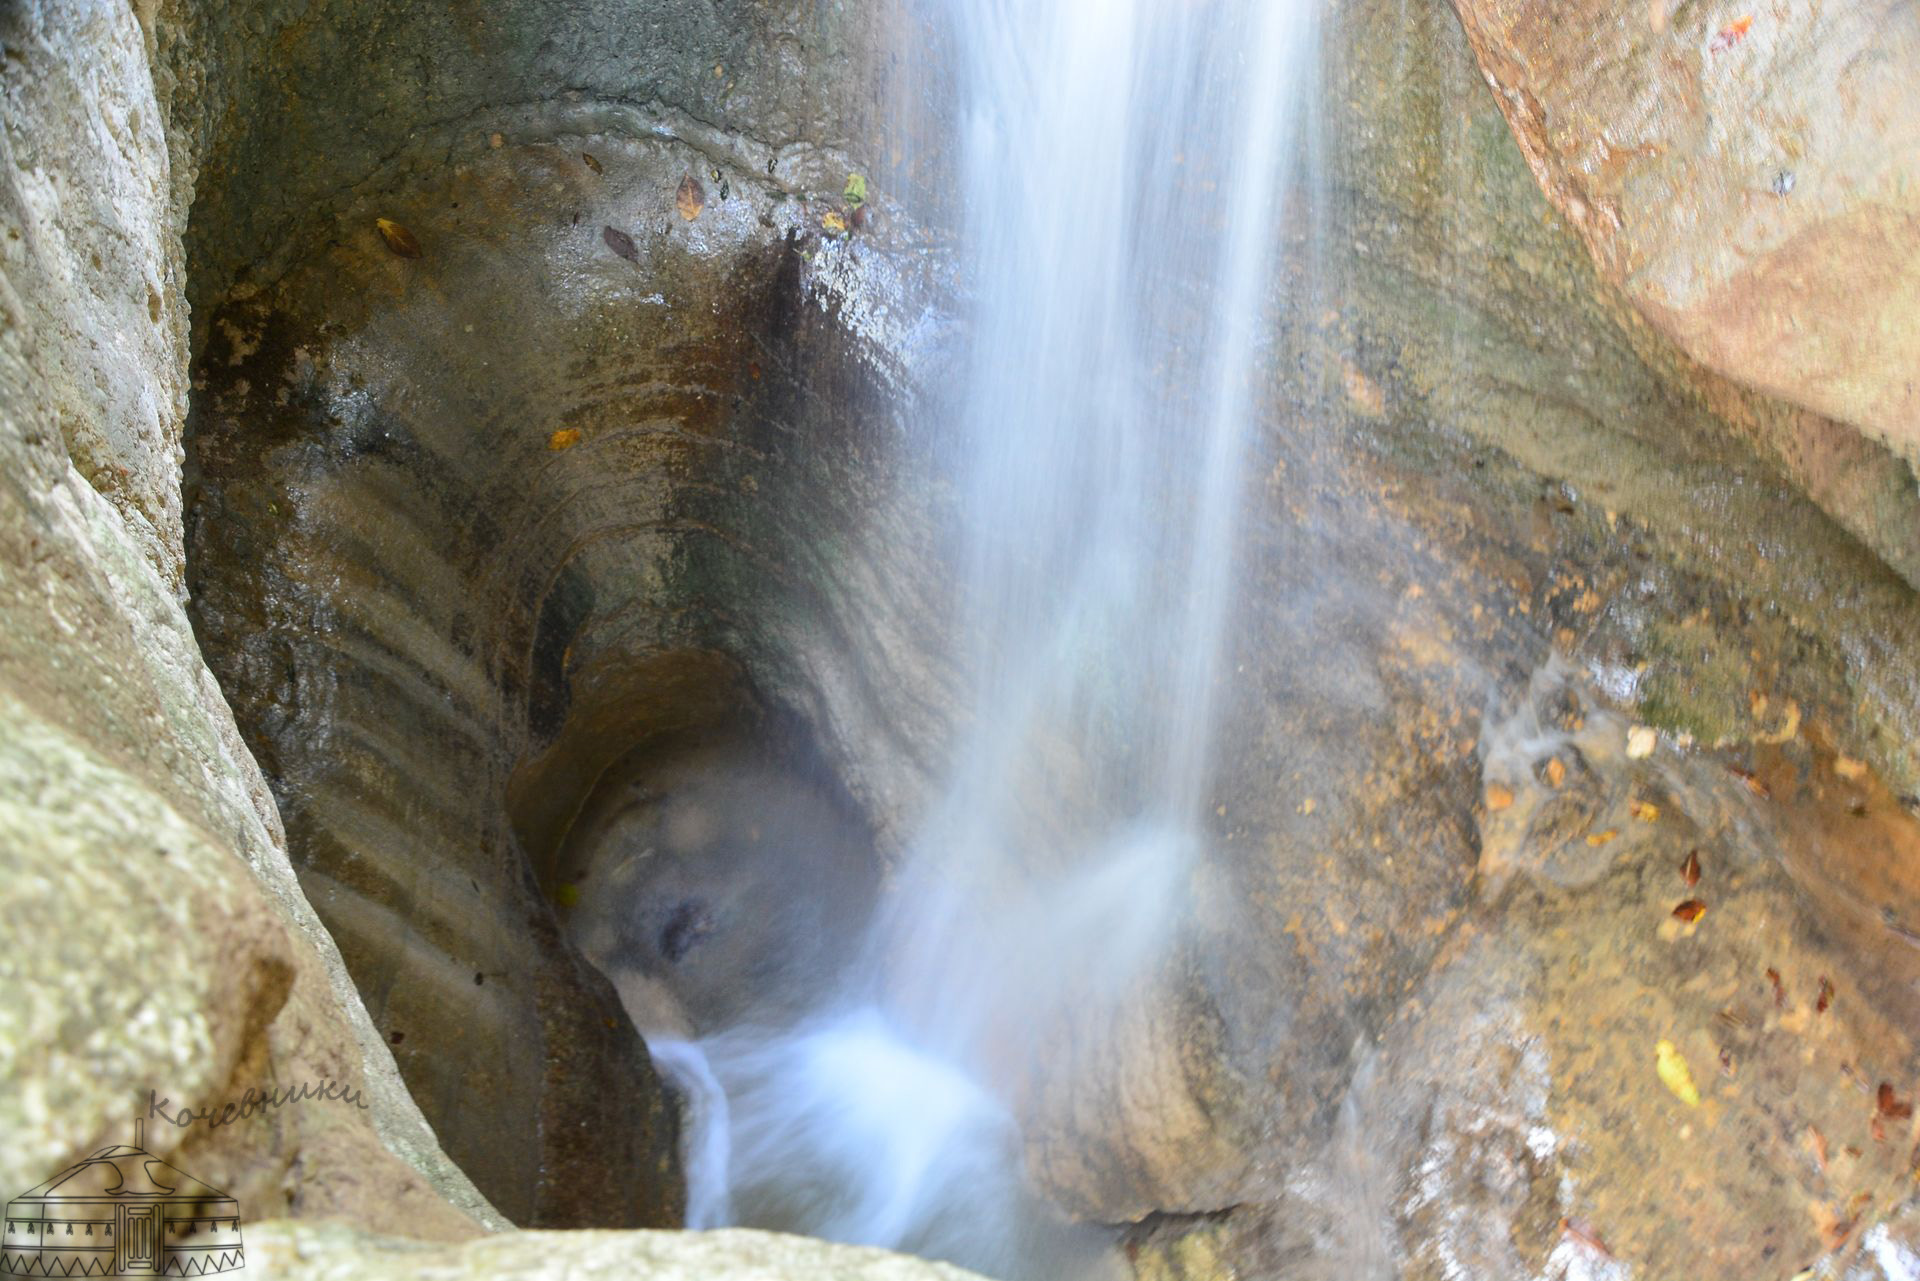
[1682,848,1702,886]
[1656,1039,1701,1106]
[1545,757,1566,788]
[1626,725,1657,758]
[1729,765,1771,799]
[1767,966,1786,1007]
[1709,13,1754,52]
[375,218,422,258]
[1809,1125,1830,1173]
[822,210,849,236]
[1672,899,1707,923]
[1485,783,1515,812]
[1587,828,1620,847]
[1879,1083,1914,1120]
[548,428,582,451]
[1816,977,1834,1014]
[1631,799,1660,822]
[1559,1217,1612,1258]
[676,173,706,221]
[581,152,603,174]
[602,225,639,263]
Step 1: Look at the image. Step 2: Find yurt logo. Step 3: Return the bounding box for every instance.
[1,1121,244,1277]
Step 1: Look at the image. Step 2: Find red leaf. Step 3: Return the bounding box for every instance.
[1766,967,1786,1007]
[1673,899,1707,923]
[1816,977,1834,1014]
[1878,1083,1913,1120]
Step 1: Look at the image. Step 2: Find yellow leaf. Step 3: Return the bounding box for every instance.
[548,428,582,451]
[822,210,848,236]
[1631,800,1660,822]
[1656,1039,1701,1107]
[1586,828,1619,847]
[375,218,422,258]
[676,174,706,221]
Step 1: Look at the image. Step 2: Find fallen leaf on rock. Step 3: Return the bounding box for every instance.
[1673,898,1707,923]
[1709,13,1754,52]
[375,218,422,258]
[1486,783,1515,812]
[843,172,868,207]
[1879,1083,1914,1120]
[1626,725,1657,758]
[548,428,581,451]
[1767,967,1786,1007]
[1559,1217,1612,1258]
[1729,765,1772,799]
[1835,756,1868,780]
[603,225,639,262]
[1809,1126,1829,1173]
[1816,977,1834,1014]
[1545,757,1566,788]
[1682,848,1702,886]
[677,173,706,221]
[581,151,603,174]
[1587,828,1620,847]
[822,210,849,236]
[1631,799,1660,822]
[1657,1038,1702,1106]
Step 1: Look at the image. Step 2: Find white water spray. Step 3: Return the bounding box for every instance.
[654,2,1320,1275]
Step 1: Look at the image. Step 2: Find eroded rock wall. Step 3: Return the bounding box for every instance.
[0,0,496,1235]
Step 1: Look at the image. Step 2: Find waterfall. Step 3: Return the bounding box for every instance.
[674,2,1320,1275]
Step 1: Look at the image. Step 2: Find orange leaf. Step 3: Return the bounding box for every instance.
[1672,899,1707,923]
[1631,799,1660,822]
[1485,783,1515,812]
[1879,1083,1914,1120]
[548,429,582,451]
[1682,848,1702,886]
[1709,13,1753,52]
[1587,828,1620,847]
[1545,758,1566,788]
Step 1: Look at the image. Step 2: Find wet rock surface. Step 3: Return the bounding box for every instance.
[4,0,1920,1276]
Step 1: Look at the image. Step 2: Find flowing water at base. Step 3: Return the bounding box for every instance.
[639,2,1321,1275]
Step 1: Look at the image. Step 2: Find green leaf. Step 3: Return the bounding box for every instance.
[843,173,868,207]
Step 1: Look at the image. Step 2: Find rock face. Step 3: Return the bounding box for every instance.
[1448,0,1920,461]
[248,1222,992,1281]
[5,0,1920,1276]
[0,0,497,1238]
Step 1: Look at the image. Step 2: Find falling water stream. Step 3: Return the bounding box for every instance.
[650,2,1320,1276]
